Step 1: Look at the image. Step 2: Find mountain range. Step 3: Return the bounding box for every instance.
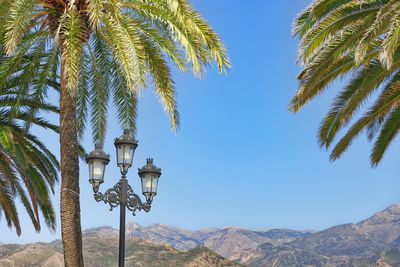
[0,232,242,267]
[2,204,400,266]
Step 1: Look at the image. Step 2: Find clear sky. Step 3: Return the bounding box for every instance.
[2,0,400,243]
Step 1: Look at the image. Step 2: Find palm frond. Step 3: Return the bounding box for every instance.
[4,0,36,55]
[143,38,180,129]
[61,7,84,94]
[371,107,400,165]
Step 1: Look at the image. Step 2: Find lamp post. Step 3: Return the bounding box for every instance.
[86,129,162,267]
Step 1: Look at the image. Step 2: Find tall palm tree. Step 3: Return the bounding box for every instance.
[291,0,400,165]
[0,86,59,236]
[0,0,230,266]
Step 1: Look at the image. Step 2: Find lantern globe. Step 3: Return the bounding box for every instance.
[138,158,161,202]
[114,129,138,174]
[86,144,110,192]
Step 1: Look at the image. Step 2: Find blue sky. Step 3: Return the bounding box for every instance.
[2,0,400,243]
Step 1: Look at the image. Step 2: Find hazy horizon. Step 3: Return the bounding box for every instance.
[5,202,400,245]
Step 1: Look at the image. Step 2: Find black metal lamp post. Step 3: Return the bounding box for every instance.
[86,129,162,267]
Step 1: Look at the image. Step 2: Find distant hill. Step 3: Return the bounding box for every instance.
[102,204,400,266]
[83,221,311,264]
[3,204,400,266]
[0,231,242,267]
[248,204,400,266]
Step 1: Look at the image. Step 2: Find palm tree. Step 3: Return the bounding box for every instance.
[0,86,59,236]
[0,0,230,266]
[291,0,400,165]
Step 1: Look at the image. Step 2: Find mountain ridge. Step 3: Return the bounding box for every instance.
[101,203,400,266]
[2,204,400,266]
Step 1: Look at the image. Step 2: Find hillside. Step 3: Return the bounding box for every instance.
[103,204,400,266]
[3,204,400,266]
[0,231,242,267]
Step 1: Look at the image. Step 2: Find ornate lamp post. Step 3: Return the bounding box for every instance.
[86,129,162,267]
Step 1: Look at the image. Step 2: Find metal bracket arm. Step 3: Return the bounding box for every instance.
[94,180,151,215]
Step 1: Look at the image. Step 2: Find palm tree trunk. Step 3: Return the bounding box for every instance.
[60,50,84,267]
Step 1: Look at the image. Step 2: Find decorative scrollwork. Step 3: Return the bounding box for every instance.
[126,185,151,215]
[93,179,151,215]
[94,181,122,211]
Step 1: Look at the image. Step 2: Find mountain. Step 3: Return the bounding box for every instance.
[120,222,310,264]
[0,243,63,267]
[0,231,242,267]
[250,242,332,267]
[126,223,204,251]
[2,204,400,266]
[358,203,400,244]
[289,223,386,257]
[288,204,400,258]
[202,227,310,264]
[254,204,400,266]
[107,204,400,266]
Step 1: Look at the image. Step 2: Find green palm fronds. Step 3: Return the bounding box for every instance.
[0,0,230,145]
[0,88,59,235]
[0,2,228,264]
[292,0,400,165]
[0,0,229,242]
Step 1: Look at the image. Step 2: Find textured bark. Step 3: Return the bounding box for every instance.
[60,51,84,267]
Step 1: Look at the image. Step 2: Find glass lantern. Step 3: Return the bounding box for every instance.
[86,144,110,193]
[114,129,138,175]
[138,158,161,203]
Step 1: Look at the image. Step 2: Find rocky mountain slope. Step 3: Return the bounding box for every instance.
[89,204,400,266]
[85,220,311,264]
[252,204,400,266]
[2,204,400,266]
[0,231,242,267]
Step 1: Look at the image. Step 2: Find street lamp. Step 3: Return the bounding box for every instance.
[86,129,162,267]
[86,144,110,193]
[114,129,138,175]
[138,158,161,203]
